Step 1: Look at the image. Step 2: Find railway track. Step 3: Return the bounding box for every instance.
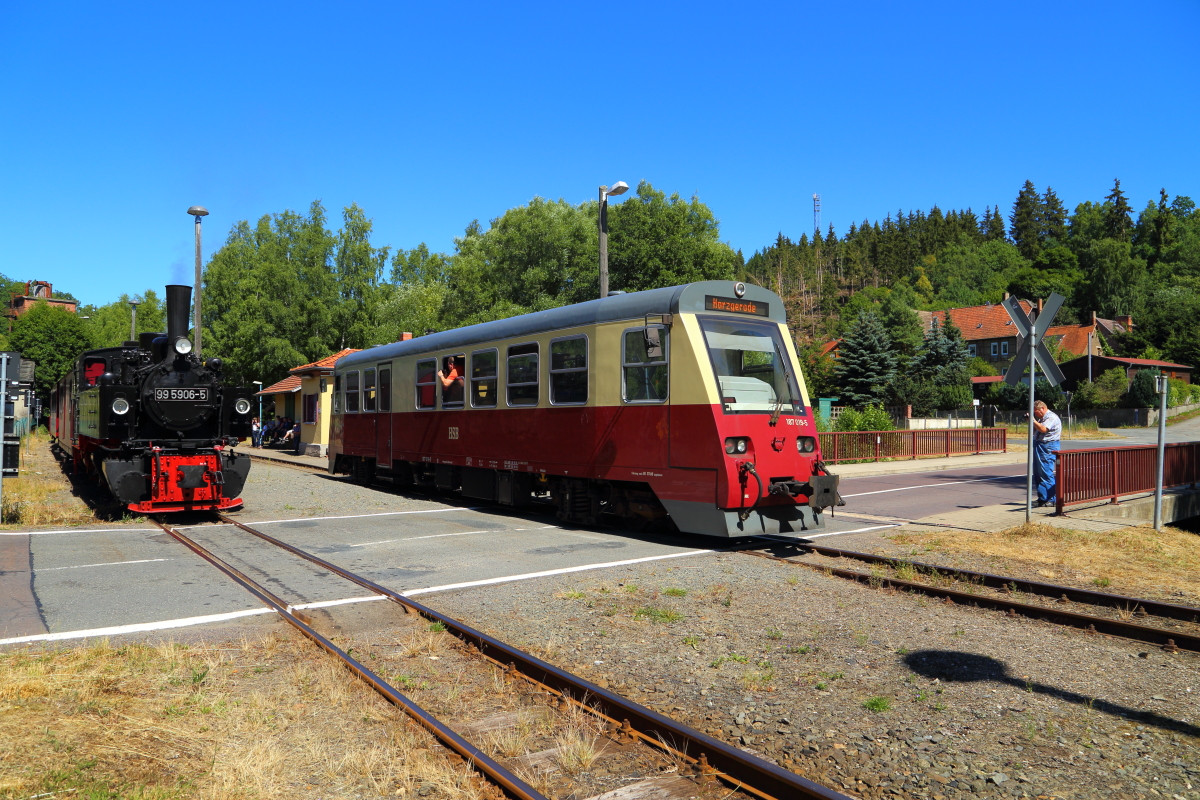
[153,514,852,800]
[741,536,1200,654]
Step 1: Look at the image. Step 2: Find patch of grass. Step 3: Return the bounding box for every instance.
[821,671,844,681]
[766,628,783,640]
[741,668,775,691]
[786,575,798,586]
[559,589,586,599]
[427,621,446,633]
[632,606,683,624]
[1093,577,1111,588]
[785,645,811,655]
[895,647,909,655]
[863,696,892,713]
[623,583,639,593]
[682,636,703,651]
[662,587,688,597]
[727,653,750,664]
[893,560,917,582]
[814,682,827,691]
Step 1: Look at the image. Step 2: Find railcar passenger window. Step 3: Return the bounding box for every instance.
[622,328,668,403]
[345,371,360,412]
[378,367,391,412]
[416,359,436,410]
[471,349,498,408]
[441,355,466,408]
[507,343,539,406]
[550,336,587,404]
[333,375,342,413]
[363,368,377,412]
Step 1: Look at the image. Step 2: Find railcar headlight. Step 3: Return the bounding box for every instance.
[797,436,816,453]
[724,437,750,454]
[234,398,251,415]
[112,397,130,415]
[174,337,193,355]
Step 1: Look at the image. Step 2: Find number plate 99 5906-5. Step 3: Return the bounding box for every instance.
[155,388,209,402]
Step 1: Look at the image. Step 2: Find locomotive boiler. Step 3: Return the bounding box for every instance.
[50,285,254,513]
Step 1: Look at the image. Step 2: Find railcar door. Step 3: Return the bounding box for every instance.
[376,362,392,467]
[361,367,379,457]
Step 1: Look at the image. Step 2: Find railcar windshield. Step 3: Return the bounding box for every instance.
[698,316,804,416]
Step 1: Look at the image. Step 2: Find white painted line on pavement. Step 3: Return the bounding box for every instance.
[0,608,274,646]
[352,525,559,548]
[403,548,715,597]
[842,476,1022,498]
[799,524,903,539]
[292,595,387,610]
[38,558,171,572]
[247,507,489,526]
[0,528,148,537]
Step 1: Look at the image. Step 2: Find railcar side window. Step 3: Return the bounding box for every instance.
[550,336,587,404]
[363,368,377,412]
[345,371,361,412]
[441,355,466,408]
[333,375,342,413]
[622,328,669,403]
[507,343,539,406]
[379,367,391,413]
[416,359,436,410]
[471,349,498,408]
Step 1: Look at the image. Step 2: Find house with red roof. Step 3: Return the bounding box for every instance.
[256,348,361,456]
[1058,354,1191,391]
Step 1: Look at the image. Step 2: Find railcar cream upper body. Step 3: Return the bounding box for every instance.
[329,281,841,537]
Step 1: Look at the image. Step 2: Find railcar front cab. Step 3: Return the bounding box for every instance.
[688,287,843,535]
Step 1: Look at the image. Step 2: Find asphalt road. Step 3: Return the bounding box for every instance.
[838,464,1026,520]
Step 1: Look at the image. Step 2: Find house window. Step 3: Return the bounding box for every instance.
[471,349,498,408]
[441,355,466,408]
[550,336,588,405]
[416,359,437,410]
[363,368,377,412]
[507,343,539,406]
[968,344,977,357]
[332,374,342,413]
[990,342,998,357]
[303,393,318,424]
[345,371,360,412]
[379,367,391,412]
[623,327,669,403]
[1001,367,1008,377]
[1001,341,1009,357]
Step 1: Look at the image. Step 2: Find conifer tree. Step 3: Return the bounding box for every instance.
[1041,187,1068,245]
[986,205,1007,240]
[1104,178,1133,241]
[834,311,896,406]
[1010,180,1043,260]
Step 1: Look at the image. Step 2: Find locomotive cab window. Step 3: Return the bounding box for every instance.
[440,355,466,408]
[622,327,668,403]
[471,349,498,408]
[698,316,803,416]
[363,368,377,412]
[345,371,360,412]
[416,359,437,410]
[550,336,587,405]
[507,343,539,406]
[378,366,391,413]
[83,357,107,387]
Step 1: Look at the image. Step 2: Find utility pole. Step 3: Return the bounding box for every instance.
[1154,374,1168,530]
[597,182,628,299]
[129,300,139,342]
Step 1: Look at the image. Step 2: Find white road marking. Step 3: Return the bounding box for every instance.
[403,548,715,596]
[38,558,171,572]
[292,595,387,610]
[795,524,903,539]
[351,525,559,548]
[841,475,1022,498]
[0,528,148,537]
[248,507,488,526]
[0,608,273,646]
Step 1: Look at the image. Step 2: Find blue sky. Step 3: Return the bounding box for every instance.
[2,1,1197,305]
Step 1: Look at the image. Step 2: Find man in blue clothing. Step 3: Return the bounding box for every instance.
[1031,400,1062,507]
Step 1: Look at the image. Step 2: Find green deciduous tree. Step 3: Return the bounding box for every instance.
[77,290,167,349]
[10,302,93,397]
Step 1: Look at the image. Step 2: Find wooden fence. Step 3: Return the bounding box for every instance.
[817,428,1007,464]
[1054,442,1200,514]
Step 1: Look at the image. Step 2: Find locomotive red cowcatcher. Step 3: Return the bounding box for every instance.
[328,281,842,536]
[50,285,255,513]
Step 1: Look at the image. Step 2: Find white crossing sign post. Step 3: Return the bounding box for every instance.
[1001,294,1066,521]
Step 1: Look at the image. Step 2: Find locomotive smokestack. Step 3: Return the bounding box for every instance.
[166,285,192,346]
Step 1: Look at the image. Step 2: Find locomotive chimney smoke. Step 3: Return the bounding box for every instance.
[166,285,192,346]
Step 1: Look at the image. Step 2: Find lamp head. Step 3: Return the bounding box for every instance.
[188,206,209,218]
[608,181,629,196]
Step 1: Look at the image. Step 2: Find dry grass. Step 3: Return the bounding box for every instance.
[1,430,103,527]
[0,632,488,799]
[889,521,1200,598]
[553,702,604,773]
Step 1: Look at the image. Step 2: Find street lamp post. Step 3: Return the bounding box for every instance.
[598,181,628,299]
[1154,374,1168,531]
[187,206,209,354]
[129,300,139,342]
[252,381,263,447]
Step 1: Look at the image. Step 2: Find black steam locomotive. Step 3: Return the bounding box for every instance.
[50,285,254,513]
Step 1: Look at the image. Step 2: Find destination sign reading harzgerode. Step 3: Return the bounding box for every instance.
[704,295,770,317]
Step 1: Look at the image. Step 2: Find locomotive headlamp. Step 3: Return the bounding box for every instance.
[174,337,193,355]
[724,437,749,455]
[234,398,251,415]
[112,397,130,415]
[797,436,817,453]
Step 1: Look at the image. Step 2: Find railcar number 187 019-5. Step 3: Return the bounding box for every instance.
[154,388,210,402]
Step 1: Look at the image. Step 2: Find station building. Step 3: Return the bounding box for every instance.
[256,348,360,457]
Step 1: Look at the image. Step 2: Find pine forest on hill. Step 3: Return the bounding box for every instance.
[6,179,1199,412]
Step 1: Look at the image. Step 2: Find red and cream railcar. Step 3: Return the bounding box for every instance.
[328,281,840,537]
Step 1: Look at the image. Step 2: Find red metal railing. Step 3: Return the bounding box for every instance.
[1054,442,1200,514]
[818,428,1007,464]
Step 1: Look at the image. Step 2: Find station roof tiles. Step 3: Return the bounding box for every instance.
[256,375,301,396]
[1100,356,1191,370]
[290,348,361,375]
[929,300,1034,341]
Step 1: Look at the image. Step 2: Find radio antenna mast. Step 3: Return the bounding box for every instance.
[813,194,821,237]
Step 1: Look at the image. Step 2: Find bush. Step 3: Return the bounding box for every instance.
[1124,370,1159,408]
[835,404,895,432]
[1168,378,1196,407]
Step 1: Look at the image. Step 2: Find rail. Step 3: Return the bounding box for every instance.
[1055,442,1200,514]
[817,428,1006,464]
